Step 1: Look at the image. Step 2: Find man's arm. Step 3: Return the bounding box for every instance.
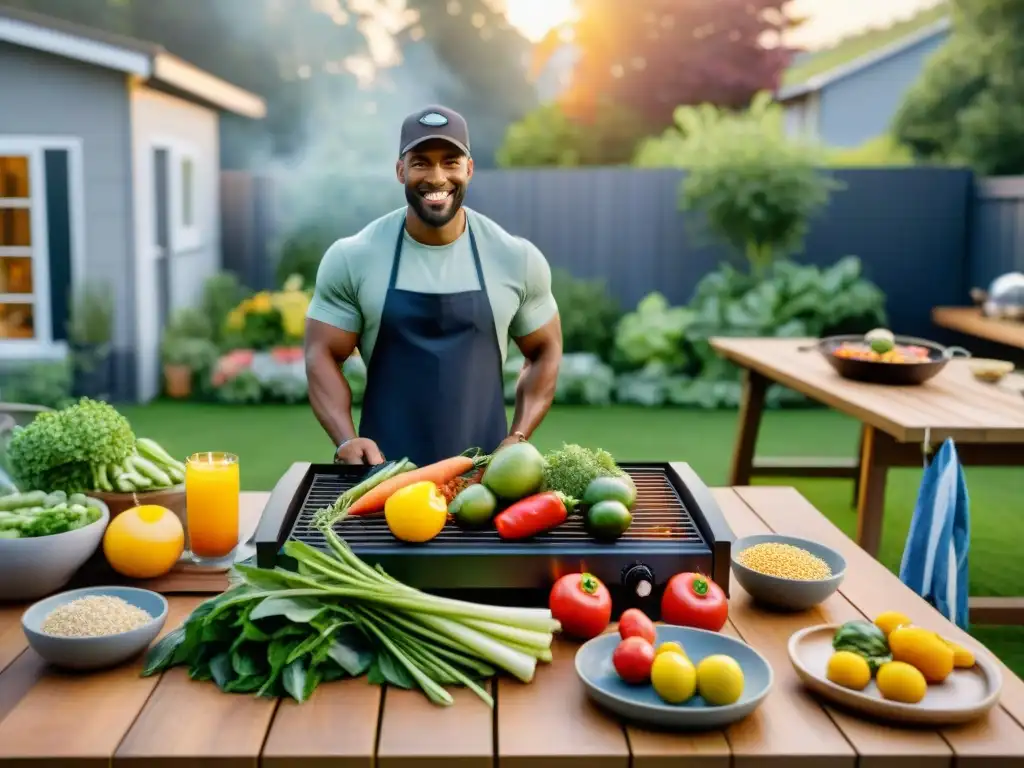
[304,318,359,446]
[505,238,563,442]
[508,314,563,440]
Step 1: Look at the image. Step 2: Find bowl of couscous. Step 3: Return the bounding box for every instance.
[21,586,167,670]
[731,534,846,611]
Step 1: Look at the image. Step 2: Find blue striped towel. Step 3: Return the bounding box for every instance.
[898,438,971,630]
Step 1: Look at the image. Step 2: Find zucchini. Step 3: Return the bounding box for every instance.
[128,454,173,488]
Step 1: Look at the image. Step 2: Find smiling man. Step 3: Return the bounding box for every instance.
[305,105,563,467]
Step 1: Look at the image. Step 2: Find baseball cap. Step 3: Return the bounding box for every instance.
[399,105,471,158]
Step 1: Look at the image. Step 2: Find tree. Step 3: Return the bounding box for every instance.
[538,0,797,128]
[893,0,1024,175]
[637,92,841,277]
[496,101,650,167]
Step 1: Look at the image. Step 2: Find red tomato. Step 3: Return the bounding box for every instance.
[662,572,728,632]
[613,636,656,684]
[549,572,613,640]
[618,608,656,644]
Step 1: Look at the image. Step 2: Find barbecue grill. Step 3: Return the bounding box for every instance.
[254,461,735,615]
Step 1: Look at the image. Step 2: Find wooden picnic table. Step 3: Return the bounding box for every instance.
[710,337,1024,626]
[2,487,1024,766]
[932,306,1024,350]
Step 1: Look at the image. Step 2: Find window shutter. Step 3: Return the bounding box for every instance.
[44,149,71,342]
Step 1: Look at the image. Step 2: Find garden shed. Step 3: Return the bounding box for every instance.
[0,6,265,402]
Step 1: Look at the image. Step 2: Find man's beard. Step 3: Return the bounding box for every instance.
[405,182,466,228]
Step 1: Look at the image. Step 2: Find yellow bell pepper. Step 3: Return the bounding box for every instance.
[384,481,448,543]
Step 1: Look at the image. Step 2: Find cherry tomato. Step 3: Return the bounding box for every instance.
[549,572,613,640]
[613,636,656,684]
[662,572,728,632]
[618,608,656,644]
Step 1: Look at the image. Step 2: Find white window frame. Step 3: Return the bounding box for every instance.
[152,136,201,253]
[0,137,85,360]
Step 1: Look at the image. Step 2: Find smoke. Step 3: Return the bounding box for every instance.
[262,41,464,241]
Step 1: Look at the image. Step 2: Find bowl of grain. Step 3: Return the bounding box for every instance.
[21,586,168,670]
[731,534,846,611]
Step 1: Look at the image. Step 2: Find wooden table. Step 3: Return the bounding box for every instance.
[710,337,1024,626]
[2,488,1024,766]
[932,306,1024,349]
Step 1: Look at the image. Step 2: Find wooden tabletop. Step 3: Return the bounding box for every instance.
[711,337,1024,444]
[2,488,1024,766]
[933,307,1024,349]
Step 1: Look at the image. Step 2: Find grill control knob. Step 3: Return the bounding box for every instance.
[622,563,655,599]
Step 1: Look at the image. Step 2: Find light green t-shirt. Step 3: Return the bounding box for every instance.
[306,207,558,364]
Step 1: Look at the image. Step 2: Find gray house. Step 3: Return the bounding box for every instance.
[0,6,265,402]
[777,11,950,147]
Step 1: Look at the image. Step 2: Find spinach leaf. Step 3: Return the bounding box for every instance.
[210,652,235,691]
[370,650,413,689]
[282,658,309,702]
[189,660,213,682]
[327,629,374,677]
[231,647,261,678]
[225,674,267,693]
[141,625,185,676]
[242,619,271,642]
[250,596,325,623]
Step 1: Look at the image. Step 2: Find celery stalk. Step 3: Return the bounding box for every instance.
[416,614,538,683]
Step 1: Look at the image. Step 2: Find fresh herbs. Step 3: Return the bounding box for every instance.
[142,525,559,706]
[542,443,626,501]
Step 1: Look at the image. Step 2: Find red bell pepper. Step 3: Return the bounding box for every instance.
[494,491,576,540]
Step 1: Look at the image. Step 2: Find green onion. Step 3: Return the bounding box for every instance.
[146,523,558,708]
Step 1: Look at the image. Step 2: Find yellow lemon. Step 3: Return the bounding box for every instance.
[656,641,687,658]
[876,661,927,704]
[696,654,744,706]
[651,651,697,704]
[384,481,448,543]
[826,650,872,691]
[874,611,911,638]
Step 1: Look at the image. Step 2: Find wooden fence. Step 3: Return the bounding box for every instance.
[218,167,1024,340]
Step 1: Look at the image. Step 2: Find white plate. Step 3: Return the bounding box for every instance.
[789,624,1002,725]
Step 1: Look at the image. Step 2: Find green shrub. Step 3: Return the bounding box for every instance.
[0,361,73,409]
[612,292,693,372]
[550,268,622,358]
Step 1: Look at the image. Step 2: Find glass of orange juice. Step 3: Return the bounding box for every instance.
[185,452,240,566]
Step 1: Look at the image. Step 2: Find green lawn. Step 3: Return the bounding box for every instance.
[120,402,1024,676]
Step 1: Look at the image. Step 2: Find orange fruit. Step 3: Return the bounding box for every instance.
[102,505,184,579]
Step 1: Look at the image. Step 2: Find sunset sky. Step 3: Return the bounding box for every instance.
[502,0,946,48]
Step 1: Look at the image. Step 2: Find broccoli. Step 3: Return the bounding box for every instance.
[6,397,136,493]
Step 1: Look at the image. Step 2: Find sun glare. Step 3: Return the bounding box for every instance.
[503,0,577,42]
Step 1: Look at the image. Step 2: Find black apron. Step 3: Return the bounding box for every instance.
[358,214,508,467]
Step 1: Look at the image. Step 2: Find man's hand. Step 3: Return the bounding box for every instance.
[335,437,385,465]
[497,434,525,451]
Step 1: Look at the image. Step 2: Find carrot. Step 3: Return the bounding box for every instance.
[347,454,483,516]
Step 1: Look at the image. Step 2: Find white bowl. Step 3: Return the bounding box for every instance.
[0,497,109,602]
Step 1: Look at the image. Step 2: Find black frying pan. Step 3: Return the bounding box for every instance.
[809,334,971,386]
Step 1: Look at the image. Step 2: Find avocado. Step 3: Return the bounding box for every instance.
[586,500,633,542]
[583,475,637,509]
[449,484,497,528]
[481,442,546,500]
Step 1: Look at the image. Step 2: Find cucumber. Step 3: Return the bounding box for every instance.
[0,490,48,511]
[128,454,173,488]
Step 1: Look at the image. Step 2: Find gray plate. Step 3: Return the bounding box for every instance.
[575,625,773,730]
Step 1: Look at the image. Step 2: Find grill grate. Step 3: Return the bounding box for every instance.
[289,466,707,549]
